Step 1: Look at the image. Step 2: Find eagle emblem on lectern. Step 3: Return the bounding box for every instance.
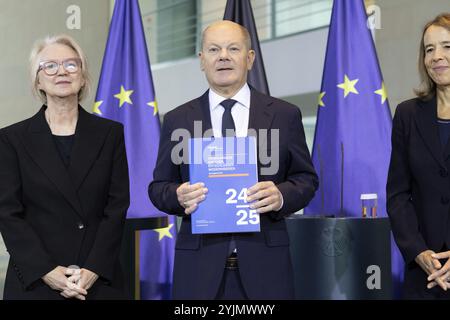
[320,227,350,257]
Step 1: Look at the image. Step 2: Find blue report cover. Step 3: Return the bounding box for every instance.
[189,136,260,234]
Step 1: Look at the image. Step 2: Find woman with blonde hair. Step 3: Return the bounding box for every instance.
[0,35,129,299]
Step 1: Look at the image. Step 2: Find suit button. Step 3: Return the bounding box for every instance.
[77,222,85,230]
[440,168,448,177]
[442,196,449,205]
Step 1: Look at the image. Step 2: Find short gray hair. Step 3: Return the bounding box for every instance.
[29,34,91,104]
[200,20,252,51]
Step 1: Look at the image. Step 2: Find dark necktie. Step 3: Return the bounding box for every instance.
[221,99,237,137]
[220,99,238,256]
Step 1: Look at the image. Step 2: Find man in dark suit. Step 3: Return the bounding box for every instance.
[149,20,318,299]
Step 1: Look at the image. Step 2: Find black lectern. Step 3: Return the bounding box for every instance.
[286,216,392,299]
[120,216,168,299]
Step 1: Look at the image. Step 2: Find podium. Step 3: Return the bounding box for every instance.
[286,216,392,299]
[120,216,168,300]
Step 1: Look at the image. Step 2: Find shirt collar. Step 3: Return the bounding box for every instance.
[209,83,251,111]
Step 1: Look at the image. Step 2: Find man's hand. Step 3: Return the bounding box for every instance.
[415,250,447,291]
[427,251,450,291]
[246,181,283,214]
[176,182,208,214]
[42,266,87,300]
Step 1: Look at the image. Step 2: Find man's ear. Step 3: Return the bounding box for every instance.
[247,50,256,70]
[199,51,205,71]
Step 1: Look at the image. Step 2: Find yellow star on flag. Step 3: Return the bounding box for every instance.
[374,82,388,104]
[147,100,158,116]
[337,75,359,98]
[153,223,174,241]
[92,101,103,115]
[318,92,326,107]
[114,85,134,107]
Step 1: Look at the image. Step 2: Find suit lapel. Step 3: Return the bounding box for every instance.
[68,107,110,191]
[248,89,275,181]
[248,88,275,134]
[21,106,85,218]
[443,136,450,161]
[187,90,213,137]
[415,96,446,168]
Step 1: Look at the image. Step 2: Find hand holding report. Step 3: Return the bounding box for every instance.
[189,136,260,234]
[176,182,208,215]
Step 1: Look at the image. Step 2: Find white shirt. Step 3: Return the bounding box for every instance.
[208,83,250,137]
[208,83,284,212]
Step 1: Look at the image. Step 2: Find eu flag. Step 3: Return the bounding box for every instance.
[93,0,175,300]
[304,0,403,297]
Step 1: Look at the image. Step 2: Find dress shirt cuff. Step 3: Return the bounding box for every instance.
[275,192,284,212]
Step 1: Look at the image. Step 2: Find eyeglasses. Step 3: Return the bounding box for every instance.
[37,58,82,76]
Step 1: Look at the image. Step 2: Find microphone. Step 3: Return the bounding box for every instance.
[340,142,344,218]
[318,144,324,214]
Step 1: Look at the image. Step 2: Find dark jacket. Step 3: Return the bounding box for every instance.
[387,96,450,298]
[149,88,318,299]
[0,106,130,299]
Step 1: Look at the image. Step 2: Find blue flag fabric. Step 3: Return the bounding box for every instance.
[93,0,175,300]
[304,0,403,298]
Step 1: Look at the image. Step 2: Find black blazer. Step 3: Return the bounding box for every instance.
[387,96,450,297]
[0,106,130,299]
[149,88,318,299]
